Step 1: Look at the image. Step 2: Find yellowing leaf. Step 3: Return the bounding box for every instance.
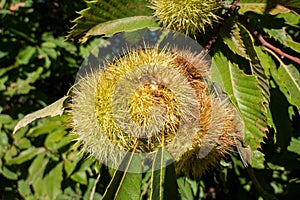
[13,96,69,134]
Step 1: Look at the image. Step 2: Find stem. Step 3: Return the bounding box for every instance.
[252,30,300,65]
[204,0,239,51]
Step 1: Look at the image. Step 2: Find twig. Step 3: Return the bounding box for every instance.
[252,30,300,65]
[204,0,240,51]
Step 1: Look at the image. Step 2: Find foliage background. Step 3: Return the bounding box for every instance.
[0,0,300,199]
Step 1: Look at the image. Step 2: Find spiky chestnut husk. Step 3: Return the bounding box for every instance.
[149,0,222,35]
[72,46,242,175]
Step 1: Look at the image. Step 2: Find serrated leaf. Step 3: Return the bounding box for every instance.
[150,149,179,200]
[13,96,69,134]
[212,52,267,168]
[278,64,300,109]
[220,17,250,60]
[264,28,300,53]
[79,16,159,43]
[66,0,152,42]
[267,49,300,111]
[238,23,270,104]
[102,152,142,200]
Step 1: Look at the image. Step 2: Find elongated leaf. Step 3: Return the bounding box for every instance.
[66,0,153,42]
[27,153,49,185]
[102,152,142,200]
[6,147,45,165]
[13,96,69,134]
[44,162,63,200]
[219,15,249,60]
[238,22,270,103]
[177,178,194,200]
[264,28,300,53]
[79,16,159,43]
[212,52,267,168]
[238,1,291,14]
[150,149,179,200]
[266,49,300,111]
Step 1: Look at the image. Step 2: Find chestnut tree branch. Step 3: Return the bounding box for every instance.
[252,30,300,65]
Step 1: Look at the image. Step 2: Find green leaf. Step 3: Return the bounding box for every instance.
[2,166,18,180]
[6,147,45,165]
[66,0,153,42]
[219,16,250,60]
[288,137,300,154]
[102,152,142,200]
[27,153,49,185]
[44,129,70,151]
[15,138,31,149]
[267,50,300,111]
[13,96,69,134]
[18,179,34,199]
[238,23,270,104]
[177,178,194,200]
[17,46,36,65]
[4,67,44,97]
[276,11,300,25]
[150,149,179,200]
[43,162,63,200]
[212,52,267,168]
[71,171,88,185]
[26,116,65,138]
[264,28,300,53]
[63,151,81,177]
[79,16,159,43]
[286,40,300,53]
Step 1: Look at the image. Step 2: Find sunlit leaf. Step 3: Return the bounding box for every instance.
[266,49,300,111]
[219,15,250,60]
[27,153,49,185]
[18,179,34,199]
[6,147,45,165]
[212,52,267,168]
[2,166,18,180]
[44,162,63,199]
[238,22,270,104]
[71,171,88,185]
[78,16,159,43]
[66,0,153,42]
[13,96,69,134]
